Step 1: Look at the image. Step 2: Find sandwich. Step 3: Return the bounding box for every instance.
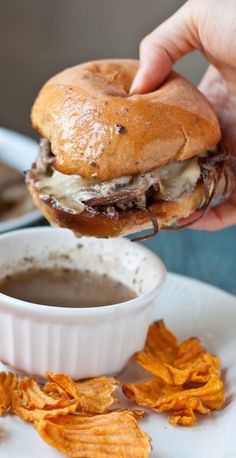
[26,59,235,239]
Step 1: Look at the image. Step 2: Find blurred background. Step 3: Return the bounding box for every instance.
[0,0,235,293]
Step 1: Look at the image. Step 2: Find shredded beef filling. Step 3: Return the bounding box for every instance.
[33,138,235,222]
[26,138,236,241]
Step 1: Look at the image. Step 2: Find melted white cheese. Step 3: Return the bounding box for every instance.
[38,157,201,212]
[153,159,201,200]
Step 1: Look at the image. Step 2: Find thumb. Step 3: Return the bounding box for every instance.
[130,3,199,94]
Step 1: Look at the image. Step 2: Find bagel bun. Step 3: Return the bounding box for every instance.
[27,59,234,240]
[31,60,221,182]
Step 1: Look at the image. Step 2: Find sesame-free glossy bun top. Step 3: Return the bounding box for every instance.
[31,59,221,181]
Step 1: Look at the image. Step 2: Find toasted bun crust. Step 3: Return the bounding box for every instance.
[27,172,205,238]
[31,60,221,182]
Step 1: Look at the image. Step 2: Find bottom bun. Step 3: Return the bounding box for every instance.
[27,173,205,238]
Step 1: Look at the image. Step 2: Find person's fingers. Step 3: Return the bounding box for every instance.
[198,65,220,94]
[177,186,236,231]
[130,3,199,94]
[190,199,236,231]
[198,65,236,156]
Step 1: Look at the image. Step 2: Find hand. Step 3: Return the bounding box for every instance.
[130,0,236,230]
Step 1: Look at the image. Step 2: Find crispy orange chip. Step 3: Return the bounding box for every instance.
[136,321,221,388]
[46,373,79,399]
[123,374,224,423]
[135,352,190,385]
[125,320,225,427]
[174,337,207,368]
[12,377,78,422]
[179,353,220,383]
[0,372,18,416]
[44,381,70,400]
[46,372,119,413]
[35,410,151,458]
[123,378,182,410]
[135,350,220,385]
[169,408,196,427]
[15,377,64,409]
[144,320,178,362]
[75,376,119,413]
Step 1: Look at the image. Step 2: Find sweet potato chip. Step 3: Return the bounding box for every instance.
[127,320,225,427]
[15,377,64,409]
[46,372,119,413]
[45,408,145,422]
[35,410,151,458]
[188,374,225,410]
[76,376,119,413]
[123,378,209,420]
[12,377,78,422]
[174,337,207,368]
[135,350,220,385]
[144,320,177,362]
[136,320,221,388]
[123,373,224,424]
[180,353,220,383]
[123,378,181,409]
[44,381,70,400]
[0,372,18,416]
[46,373,79,399]
[135,352,190,385]
[169,408,196,427]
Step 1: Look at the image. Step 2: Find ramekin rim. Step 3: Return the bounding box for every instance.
[0,227,166,318]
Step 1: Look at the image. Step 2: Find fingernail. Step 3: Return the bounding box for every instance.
[129,72,142,95]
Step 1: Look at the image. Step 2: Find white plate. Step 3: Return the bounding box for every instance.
[0,127,41,232]
[0,273,235,458]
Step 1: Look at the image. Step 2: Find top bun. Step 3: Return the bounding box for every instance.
[31,59,221,181]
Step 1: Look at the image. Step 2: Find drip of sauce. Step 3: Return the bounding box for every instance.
[0,267,136,307]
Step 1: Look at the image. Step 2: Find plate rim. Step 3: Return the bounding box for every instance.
[166,271,236,302]
[0,126,42,232]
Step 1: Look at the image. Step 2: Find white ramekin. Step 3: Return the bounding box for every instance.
[0,227,166,379]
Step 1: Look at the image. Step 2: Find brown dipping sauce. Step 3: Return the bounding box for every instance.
[0,268,136,307]
[0,160,34,222]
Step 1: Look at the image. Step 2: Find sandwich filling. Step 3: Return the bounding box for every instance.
[29,138,235,221]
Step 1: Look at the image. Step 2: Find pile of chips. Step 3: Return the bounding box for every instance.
[123,320,225,426]
[0,371,151,457]
[0,320,225,456]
